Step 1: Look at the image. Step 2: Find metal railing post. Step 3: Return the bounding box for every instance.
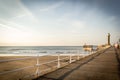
[36,54,39,77]
[69,54,72,63]
[90,50,93,55]
[57,54,60,68]
[77,50,80,60]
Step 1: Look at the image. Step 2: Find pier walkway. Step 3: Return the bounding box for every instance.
[35,47,120,80]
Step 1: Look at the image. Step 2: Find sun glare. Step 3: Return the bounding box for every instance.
[3,28,32,43]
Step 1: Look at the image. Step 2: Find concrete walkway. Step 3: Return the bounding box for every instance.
[35,47,120,80]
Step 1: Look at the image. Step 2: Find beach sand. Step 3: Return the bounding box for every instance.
[0,55,80,80]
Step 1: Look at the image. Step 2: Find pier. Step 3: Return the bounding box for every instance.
[35,47,120,80]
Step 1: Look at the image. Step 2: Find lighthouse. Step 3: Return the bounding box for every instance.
[108,33,111,45]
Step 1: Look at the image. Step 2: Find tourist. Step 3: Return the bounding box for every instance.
[114,43,119,49]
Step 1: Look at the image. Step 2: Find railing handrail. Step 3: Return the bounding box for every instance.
[0,53,63,63]
[0,49,98,80]
[0,53,80,74]
[0,56,36,63]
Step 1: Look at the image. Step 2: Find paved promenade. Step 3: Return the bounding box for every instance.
[35,47,120,80]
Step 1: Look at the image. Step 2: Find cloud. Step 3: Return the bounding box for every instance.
[71,20,86,28]
[57,16,86,28]
[40,1,64,12]
[0,19,35,44]
[0,19,25,31]
[0,23,14,30]
[0,0,40,33]
[11,14,28,19]
[11,0,38,20]
[0,0,38,23]
[0,0,28,19]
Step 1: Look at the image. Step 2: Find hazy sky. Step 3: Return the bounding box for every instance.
[0,0,120,46]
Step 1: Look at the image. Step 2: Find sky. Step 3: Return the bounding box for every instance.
[0,0,120,46]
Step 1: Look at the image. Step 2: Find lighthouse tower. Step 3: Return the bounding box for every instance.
[108,33,111,45]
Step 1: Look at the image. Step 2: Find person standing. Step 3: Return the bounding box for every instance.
[114,43,119,49]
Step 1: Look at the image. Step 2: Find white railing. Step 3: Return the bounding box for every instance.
[0,50,97,80]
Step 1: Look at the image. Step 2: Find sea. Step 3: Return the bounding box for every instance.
[0,46,96,56]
